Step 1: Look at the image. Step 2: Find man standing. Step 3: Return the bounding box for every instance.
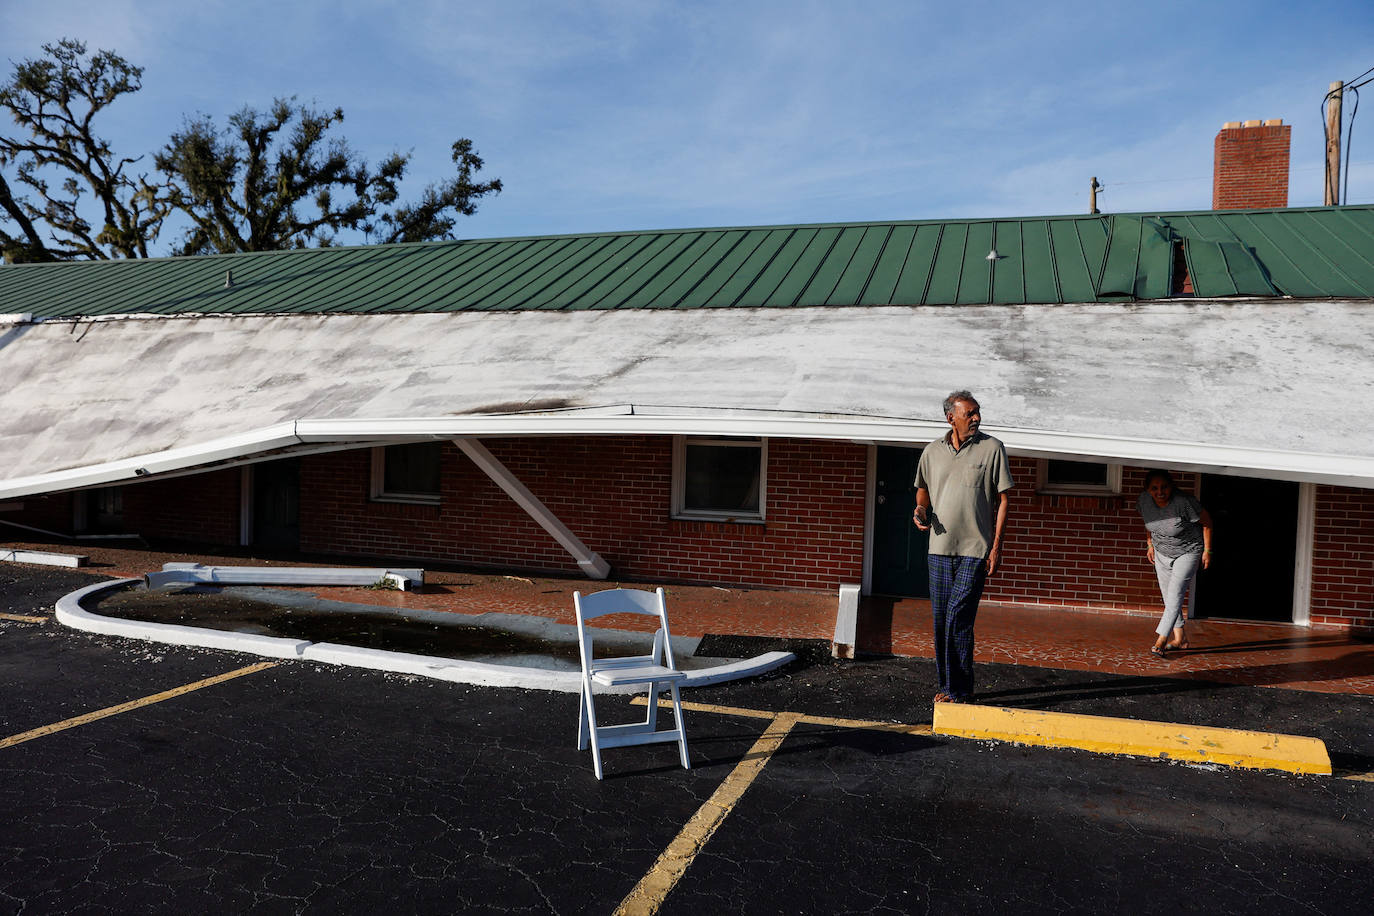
[913,390,1013,703]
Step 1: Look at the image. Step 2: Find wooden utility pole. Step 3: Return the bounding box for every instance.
[1090,177,1102,214]
[1325,80,1343,206]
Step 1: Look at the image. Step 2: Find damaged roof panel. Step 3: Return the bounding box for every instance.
[4,205,1374,317]
[7,302,1374,493]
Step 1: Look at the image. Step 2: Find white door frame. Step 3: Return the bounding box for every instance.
[1292,482,1316,626]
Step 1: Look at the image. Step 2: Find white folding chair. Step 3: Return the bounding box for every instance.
[574,587,690,780]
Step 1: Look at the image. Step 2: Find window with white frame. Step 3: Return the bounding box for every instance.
[1036,458,1121,496]
[371,443,442,504]
[672,436,766,521]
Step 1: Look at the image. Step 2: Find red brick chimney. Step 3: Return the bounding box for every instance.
[1212,119,1291,209]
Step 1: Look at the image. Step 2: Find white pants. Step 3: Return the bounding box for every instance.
[1153,550,1201,636]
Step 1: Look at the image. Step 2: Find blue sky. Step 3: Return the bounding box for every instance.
[5,0,1373,251]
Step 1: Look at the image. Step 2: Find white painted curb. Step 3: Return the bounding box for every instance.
[56,579,311,659]
[301,642,583,691]
[681,652,794,686]
[54,579,796,693]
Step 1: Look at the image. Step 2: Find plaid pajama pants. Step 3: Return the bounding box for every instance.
[928,554,988,700]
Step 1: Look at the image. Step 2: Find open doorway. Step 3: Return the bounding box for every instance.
[871,446,930,598]
[253,458,301,551]
[1192,473,1298,622]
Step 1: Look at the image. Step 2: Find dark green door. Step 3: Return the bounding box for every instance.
[872,446,929,597]
[253,458,301,551]
[1192,474,1297,622]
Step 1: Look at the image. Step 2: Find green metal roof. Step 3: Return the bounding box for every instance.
[3,205,1374,318]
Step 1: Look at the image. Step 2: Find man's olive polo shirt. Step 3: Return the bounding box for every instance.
[914,431,1014,559]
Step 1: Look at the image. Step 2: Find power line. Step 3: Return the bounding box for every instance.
[1096,160,1373,192]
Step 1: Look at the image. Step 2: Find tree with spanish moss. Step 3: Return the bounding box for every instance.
[154,100,502,255]
[1,38,503,262]
[0,39,173,263]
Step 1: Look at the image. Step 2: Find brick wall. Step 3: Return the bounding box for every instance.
[1212,120,1291,209]
[121,469,241,545]
[2,492,75,535]
[2,471,240,544]
[1310,485,1374,630]
[300,437,867,591]
[986,461,1163,612]
[11,441,1371,632]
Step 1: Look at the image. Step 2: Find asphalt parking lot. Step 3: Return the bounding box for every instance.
[3,566,1374,914]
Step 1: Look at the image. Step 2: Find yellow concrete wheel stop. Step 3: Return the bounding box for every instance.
[933,703,1332,775]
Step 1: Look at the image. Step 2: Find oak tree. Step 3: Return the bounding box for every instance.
[1,39,503,261]
[154,100,502,255]
[0,39,172,262]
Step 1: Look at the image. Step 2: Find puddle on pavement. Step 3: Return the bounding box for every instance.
[94,586,585,667]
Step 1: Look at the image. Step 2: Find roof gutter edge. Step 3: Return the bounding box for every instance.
[0,423,306,500]
[297,416,1374,487]
[4,414,1373,499]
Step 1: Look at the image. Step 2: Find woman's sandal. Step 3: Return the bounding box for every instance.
[1150,645,1168,659]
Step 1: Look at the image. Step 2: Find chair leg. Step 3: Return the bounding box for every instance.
[669,682,690,770]
[577,684,590,751]
[643,681,660,730]
[582,680,604,780]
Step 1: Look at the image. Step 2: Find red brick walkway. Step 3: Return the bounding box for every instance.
[9,540,1374,696]
[861,596,1374,697]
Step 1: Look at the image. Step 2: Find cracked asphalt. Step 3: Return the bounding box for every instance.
[3,567,1373,915]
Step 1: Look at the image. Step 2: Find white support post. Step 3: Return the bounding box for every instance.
[1293,482,1316,627]
[833,583,861,659]
[452,438,611,579]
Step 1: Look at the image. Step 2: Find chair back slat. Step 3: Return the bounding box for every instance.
[574,588,664,620]
[574,587,676,671]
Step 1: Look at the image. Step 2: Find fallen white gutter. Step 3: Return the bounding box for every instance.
[5,408,1374,500]
[144,563,424,590]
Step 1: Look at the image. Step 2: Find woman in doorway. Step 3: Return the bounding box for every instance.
[1138,470,1213,658]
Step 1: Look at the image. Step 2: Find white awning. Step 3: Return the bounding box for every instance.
[3,300,1373,499]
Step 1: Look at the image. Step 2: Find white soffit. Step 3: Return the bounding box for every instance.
[3,302,1374,495]
[3,411,1374,500]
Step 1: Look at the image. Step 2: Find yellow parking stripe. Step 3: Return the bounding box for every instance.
[0,613,46,623]
[615,711,801,916]
[636,696,933,736]
[0,662,276,750]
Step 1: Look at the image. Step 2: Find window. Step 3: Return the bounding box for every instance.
[371,443,442,504]
[672,436,766,521]
[1036,459,1121,496]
